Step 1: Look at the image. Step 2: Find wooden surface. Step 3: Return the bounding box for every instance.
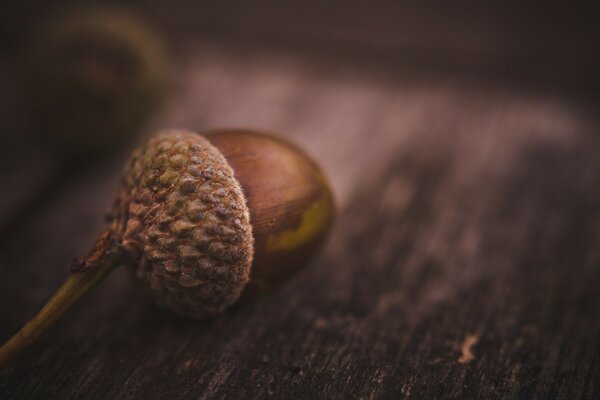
[1,12,600,399]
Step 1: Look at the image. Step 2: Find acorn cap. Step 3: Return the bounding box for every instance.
[112,130,254,318]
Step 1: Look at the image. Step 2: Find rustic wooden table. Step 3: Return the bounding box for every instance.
[0,3,599,398]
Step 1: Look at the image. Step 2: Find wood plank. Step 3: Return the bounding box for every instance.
[1,41,599,399]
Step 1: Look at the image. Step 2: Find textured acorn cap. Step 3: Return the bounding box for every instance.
[112,130,253,318]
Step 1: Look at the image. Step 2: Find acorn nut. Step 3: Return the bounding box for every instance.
[0,129,335,367]
[24,7,171,156]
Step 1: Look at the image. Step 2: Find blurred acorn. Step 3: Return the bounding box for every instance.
[24,6,171,158]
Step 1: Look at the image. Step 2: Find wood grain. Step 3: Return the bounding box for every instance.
[1,37,599,400]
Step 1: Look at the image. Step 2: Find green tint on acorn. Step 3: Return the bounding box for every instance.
[24,7,171,157]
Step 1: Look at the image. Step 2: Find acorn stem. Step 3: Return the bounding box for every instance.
[0,230,121,369]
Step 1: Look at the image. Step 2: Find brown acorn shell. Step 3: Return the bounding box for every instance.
[206,129,335,293]
[112,130,254,318]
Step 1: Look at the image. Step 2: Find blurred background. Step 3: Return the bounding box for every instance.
[1,0,598,231]
[0,1,598,398]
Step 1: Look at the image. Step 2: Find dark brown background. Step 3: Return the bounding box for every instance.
[1,1,599,399]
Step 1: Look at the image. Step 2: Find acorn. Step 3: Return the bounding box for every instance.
[0,129,335,367]
[24,7,171,156]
